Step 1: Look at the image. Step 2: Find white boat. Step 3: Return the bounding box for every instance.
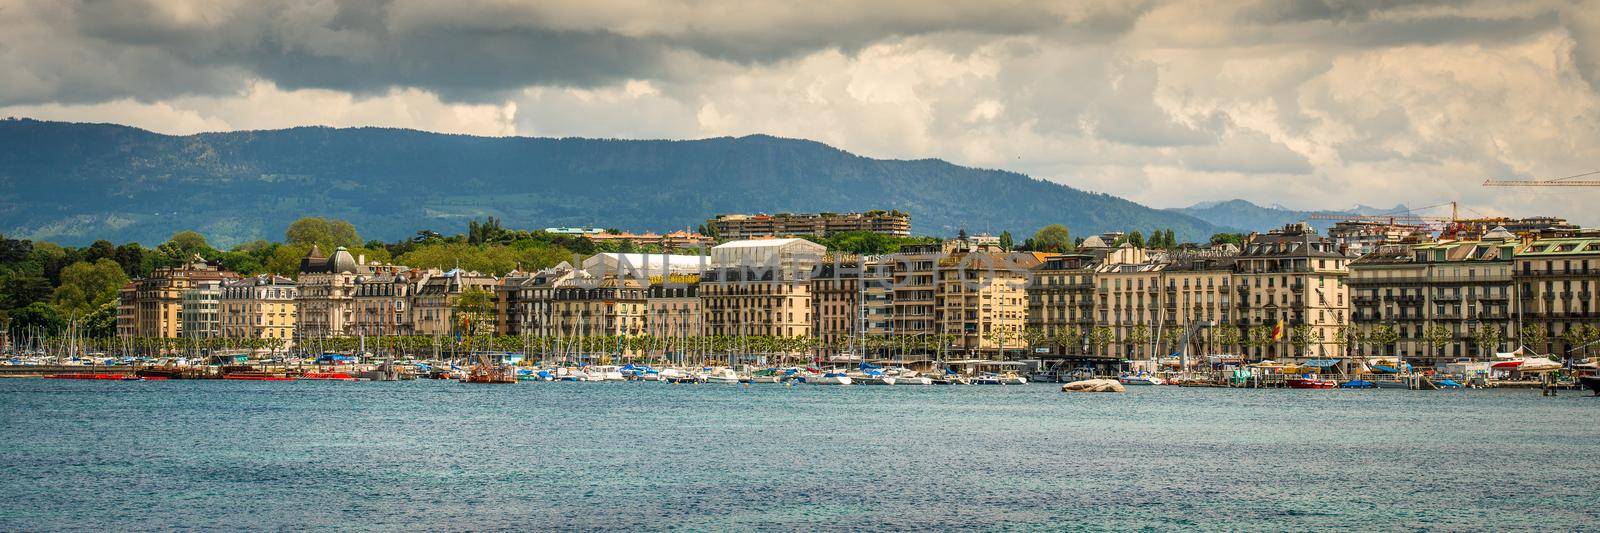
[998,373,1028,385]
[810,372,853,385]
[856,372,896,385]
[704,368,742,384]
[893,375,932,385]
[1118,373,1164,386]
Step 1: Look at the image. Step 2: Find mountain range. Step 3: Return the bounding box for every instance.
[0,118,1247,247]
[1169,199,1412,235]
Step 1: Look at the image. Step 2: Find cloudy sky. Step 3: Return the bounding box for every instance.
[5,0,1600,223]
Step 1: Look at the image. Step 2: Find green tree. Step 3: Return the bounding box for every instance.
[1289,324,1322,357]
[998,231,1013,251]
[1520,324,1548,351]
[1367,324,1400,356]
[1472,325,1504,357]
[157,231,212,263]
[51,259,129,316]
[1422,324,1453,360]
[453,287,497,336]
[285,217,363,249]
[1028,224,1072,253]
[8,302,64,333]
[1127,231,1145,249]
[0,271,52,310]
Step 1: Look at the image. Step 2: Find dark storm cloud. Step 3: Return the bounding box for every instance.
[3,0,1123,105]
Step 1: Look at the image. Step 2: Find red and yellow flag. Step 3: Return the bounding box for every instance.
[1271,322,1285,341]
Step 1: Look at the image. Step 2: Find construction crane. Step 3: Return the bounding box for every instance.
[1305,201,1458,229]
[1483,170,1600,187]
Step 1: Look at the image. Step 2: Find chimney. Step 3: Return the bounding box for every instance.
[358,254,366,265]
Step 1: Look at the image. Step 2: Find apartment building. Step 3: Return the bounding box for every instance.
[352,270,419,337]
[646,280,702,341]
[700,239,824,339]
[1233,224,1350,361]
[179,279,223,339]
[811,261,860,357]
[934,251,1042,355]
[1351,230,1523,366]
[710,210,911,239]
[411,268,499,336]
[497,263,581,337]
[548,277,650,338]
[220,274,297,346]
[1026,254,1098,353]
[1158,257,1237,355]
[118,256,238,339]
[1515,235,1600,356]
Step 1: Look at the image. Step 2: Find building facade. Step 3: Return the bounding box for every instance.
[220,274,298,347]
[1233,224,1350,362]
[710,210,911,239]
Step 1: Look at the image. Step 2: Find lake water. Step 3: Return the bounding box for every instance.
[1,379,1595,531]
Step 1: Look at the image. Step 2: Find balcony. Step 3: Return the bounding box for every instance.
[1433,294,1461,302]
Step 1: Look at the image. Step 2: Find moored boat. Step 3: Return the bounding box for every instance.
[809,372,853,385]
[1118,373,1164,386]
[301,371,358,382]
[1580,375,1600,395]
[1286,377,1337,389]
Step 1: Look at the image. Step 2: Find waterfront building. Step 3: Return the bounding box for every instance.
[118,256,238,339]
[1350,231,1521,366]
[1026,254,1099,354]
[496,263,584,337]
[1515,234,1600,356]
[860,259,895,340]
[1349,246,1428,359]
[646,278,702,342]
[549,277,650,339]
[811,261,860,357]
[295,246,367,341]
[352,270,420,337]
[220,274,297,347]
[1233,223,1350,362]
[710,210,911,239]
[700,239,824,339]
[1094,260,1167,360]
[1157,257,1237,356]
[934,250,1042,355]
[411,268,499,336]
[885,243,941,340]
[178,279,223,340]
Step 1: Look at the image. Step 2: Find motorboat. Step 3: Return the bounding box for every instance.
[749,369,785,383]
[997,371,1028,385]
[855,370,896,385]
[809,372,853,385]
[301,371,358,382]
[1118,373,1165,386]
[1340,379,1374,389]
[704,368,742,384]
[1286,376,1337,389]
[1579,375,1600,396]
[891,372,932,385]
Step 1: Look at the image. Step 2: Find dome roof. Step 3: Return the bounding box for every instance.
[329,246,359,273]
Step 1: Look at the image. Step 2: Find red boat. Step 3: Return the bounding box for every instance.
[1286,377,1338,389]
[46,373,135,380]
[223,371,295,381]
[300,372,357,382]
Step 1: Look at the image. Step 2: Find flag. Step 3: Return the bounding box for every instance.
[1271,322,1285,341]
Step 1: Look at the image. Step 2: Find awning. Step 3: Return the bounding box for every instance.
[1371,364,1399,373]
[1302,358,1343,368]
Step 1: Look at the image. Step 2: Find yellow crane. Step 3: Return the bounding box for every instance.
[1483,170,1600,187]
